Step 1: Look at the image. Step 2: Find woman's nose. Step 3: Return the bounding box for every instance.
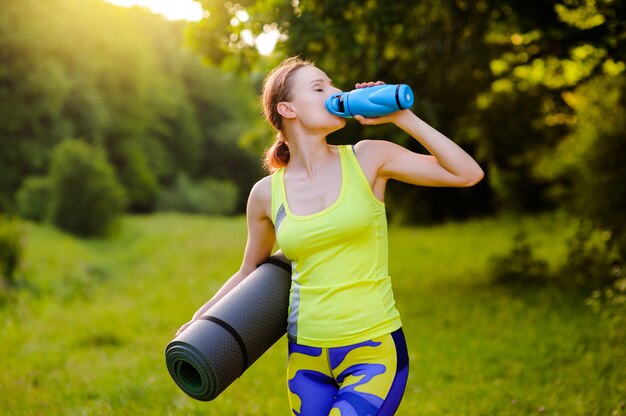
[328,86,343,96]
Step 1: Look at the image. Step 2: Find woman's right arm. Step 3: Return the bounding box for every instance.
[176,177,276,336]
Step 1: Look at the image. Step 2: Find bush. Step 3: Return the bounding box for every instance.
[48,140,126,237]
[586,277,626,343]
[0,214,25,288]
[489,231,550,286]
[574,76,626,254]
[16,176,52,222]
[109,141,160,212]
[156,175,238,216]
[560,221,624,289]
[536,74,626,257]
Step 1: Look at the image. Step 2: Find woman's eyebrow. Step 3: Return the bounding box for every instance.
[309,78,333,85]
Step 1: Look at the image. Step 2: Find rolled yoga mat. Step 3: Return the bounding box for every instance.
[165,251,292,401]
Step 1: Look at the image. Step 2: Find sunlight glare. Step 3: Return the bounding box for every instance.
[104,0,204,22]
[104,0,277,54]
[256,30,280,56]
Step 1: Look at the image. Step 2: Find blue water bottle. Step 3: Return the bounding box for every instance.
[325,84,414,118]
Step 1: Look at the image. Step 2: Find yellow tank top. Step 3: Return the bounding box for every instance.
[271,144,402,347]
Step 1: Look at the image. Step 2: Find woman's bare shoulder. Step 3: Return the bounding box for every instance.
[248,175,273,218]
[353,139,388,170]
[251,175,272,197]
[354,138,392,155]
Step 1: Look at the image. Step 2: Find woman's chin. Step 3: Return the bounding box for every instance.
[332,116,347,130]
[329,124,346,135]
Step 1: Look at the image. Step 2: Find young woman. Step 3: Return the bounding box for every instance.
[177,57,483,415]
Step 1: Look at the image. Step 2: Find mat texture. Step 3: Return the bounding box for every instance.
[165,251,292,401]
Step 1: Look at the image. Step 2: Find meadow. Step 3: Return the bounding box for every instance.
[0,213,624,415]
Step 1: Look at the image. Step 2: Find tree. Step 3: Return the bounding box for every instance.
[0,0,261,214]
[478,0,626,212]
[187,0,626,224]
[0,0,73,211]
[48,140,126,237]
[189,0,497,222]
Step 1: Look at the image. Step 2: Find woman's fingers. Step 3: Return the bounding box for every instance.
[355,81,385,89]
[354,111,401,125]
[354,115,382,125]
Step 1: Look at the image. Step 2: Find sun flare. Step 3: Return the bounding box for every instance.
[104,0,204,22]
[104,0,278,55]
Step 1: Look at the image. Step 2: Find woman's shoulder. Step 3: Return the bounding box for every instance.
[248,175,273,218]
[250,175,272,201]
[352,139,388,169]
[353,139,389,154]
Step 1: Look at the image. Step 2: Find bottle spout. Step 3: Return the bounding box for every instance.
[325,93,350,117]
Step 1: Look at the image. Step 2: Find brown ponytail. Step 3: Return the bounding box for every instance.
[263,133,290,174]
[261,56,314,173]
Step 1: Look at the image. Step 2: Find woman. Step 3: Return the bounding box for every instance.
[177,57,483,415]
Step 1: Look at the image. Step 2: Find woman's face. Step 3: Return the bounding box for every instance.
[284,65,346,133]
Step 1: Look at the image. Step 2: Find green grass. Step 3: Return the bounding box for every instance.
[1,213,624,415]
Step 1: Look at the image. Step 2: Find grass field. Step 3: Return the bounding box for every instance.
[0,213,624,415]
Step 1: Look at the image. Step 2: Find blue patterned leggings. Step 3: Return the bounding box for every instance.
[287,328,409,416]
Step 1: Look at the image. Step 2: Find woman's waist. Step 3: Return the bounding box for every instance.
[292,274,392,292]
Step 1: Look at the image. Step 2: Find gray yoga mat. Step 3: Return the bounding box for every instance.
[165,251,292,401]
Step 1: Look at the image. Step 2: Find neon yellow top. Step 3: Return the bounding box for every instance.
[271,144,402,347]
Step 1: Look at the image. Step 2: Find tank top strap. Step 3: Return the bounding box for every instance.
[270,168,286,227]
[340,144,382,206]
[270,144,380,228]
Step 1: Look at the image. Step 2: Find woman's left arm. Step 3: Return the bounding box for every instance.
[355,103,484,188]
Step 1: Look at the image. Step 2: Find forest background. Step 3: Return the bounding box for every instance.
[1,0,625,414]
[1,0,625,230]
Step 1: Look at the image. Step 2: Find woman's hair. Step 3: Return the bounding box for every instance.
[261,56,314,173]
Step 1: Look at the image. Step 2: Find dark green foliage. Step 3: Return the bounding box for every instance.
[579,127,626,244]
[192,0,497,222]
[477,91,555,213]
[586,277,626,343]
[2,0,626,225]
[572,76,626,254]
[478,1,626,213]
[16,176,51,222]
[536,74,626,259]
[489,231,550,286]
[106,141,160,213]
[561,222,624,289]
[156,175,238,216]
[0,215,24,287]
[191,0,626,224]
[179,56,262,212]
[0,0,259,214]
[48,140,126,237]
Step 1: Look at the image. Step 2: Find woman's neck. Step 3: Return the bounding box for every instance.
[283,129,334,179]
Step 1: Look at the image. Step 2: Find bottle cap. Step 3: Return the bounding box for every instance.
[396,85,414,109]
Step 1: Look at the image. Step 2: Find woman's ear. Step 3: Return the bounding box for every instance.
[277,102,296,119]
